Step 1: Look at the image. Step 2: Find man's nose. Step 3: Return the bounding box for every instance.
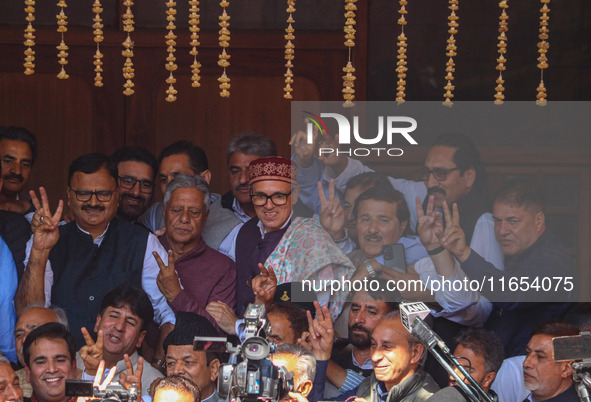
[353,310,366,324]
[498,220,511,235]
[169,361,184,376]
[180,209,190,223]
[239,168,249,184]
[6,383,22,400]
[425,172,439,188]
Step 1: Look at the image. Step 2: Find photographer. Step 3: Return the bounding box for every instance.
[153,376,200,402]
[269,344,315,402]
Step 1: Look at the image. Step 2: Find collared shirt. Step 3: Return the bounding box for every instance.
[24,223,176,326]
[0,236,17,362]
[232,197,252,223]
[340,349,373,393]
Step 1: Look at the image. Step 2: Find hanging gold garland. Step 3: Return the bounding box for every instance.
[395,0,408,103]
[56,0,69,79]
[342,0,357,108]
[283,0,295,99]
[189,0,201,88]
[443,0,458,107]
[92,0,104,87]
[494,0,508,104]
[122,0,135,95]
[165,0,178,102]
[23,0,36,75]
[218,0,231,98]
[536,0,550,106]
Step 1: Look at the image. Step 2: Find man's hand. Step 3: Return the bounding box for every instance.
[290,130,315,168]
[318,179,346,240]
[299,301,334,361]
[205,301,238,335]
[251,263,277,306]
[416,195,443,251]
[441,201,471,262]
[119,354,144,395]
[30,187,63,252]
[79,328,104,376]
[153,250,181,302]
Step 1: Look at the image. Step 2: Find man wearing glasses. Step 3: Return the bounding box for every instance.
[231,156,355,320]
[15,153,175,350]
[111,146,158,225]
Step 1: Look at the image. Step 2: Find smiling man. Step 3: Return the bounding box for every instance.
[234,156,354,319]
[110,146,158,224]
[0,355,23,402]
[353,311,438,402]
[80,285,162,396]
[0,126,37,215]
[155,174,235,332]
[15,153,174,349]
[23,323,77,402]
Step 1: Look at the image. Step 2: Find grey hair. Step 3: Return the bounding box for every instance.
[0,355,11,365]
[19,303,69,330]
[273,343,316,388]
[163,174,210,212]
[226,132,277,163]
[382,310,427,365]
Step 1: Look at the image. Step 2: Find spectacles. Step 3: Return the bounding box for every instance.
[250,191,291,206]
[70,188,116,202]
[418,166,460,181]
[119,175,154,193]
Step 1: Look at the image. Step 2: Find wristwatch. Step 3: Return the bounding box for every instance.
[364,259,377,278]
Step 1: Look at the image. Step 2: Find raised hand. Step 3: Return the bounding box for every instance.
[251,263,277,306]
[415,195,443,251]
[300,301,334,361]
[79,328,104,376]
[205,301,238,335]
[290,129,315,168]
[153,250,181,302]
[318,179,345,240]
[441,201,471,262]
[30,187,63,252]
[119,354,144,395]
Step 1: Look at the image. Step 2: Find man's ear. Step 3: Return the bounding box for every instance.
[66,186,72,208]
[561,361,574,378]
[535,211,545,233]
[199,170,212,185]
[209,358,221,382]
[135,330,147,348]
[94,314,102,333]
[462,167,476,189]
[297,380,313,398]
[400,219,408,235]
[25,365,30,383]
[481,372,496,391]
[410,343,424,365]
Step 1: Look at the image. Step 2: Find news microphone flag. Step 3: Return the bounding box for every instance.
[399,302,430,333]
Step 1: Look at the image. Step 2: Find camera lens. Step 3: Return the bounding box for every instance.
[249,344,260,353]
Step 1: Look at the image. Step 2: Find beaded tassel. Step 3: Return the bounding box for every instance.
[56,0,69,79]
[122,0,135,95]
[189,0,201,88]
[494,0,509,104]
[443,0,458,107]
[23,0,36,75]
[395,0,408,103]
[218,0,231,97]
[536,0,550,106]
[92,0,104,87]
[165,0,178,102]
[283,0,296,99]
[342,0,357,107]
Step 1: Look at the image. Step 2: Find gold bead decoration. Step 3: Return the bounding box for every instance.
[92,0,104,87]
[23,0,36,75]
[536,0,550,106]
[165,0,178,102]
[189,0,201,88]
[283,0,296,99]
[56,0,69,79]
[218,0,231,97]
[122,0,135,95]
[443,0,458,107]
[342,0,357,107]
[395,0,408,103]
[493,0,509,104]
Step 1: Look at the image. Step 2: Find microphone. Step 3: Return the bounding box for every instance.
[399,302,449,353]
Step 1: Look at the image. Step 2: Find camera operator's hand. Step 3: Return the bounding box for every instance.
[206,301,238,335]
[288,391,310,402]
[299,301,334,361]
[79,328,104,376]
[119,354,143,396]
[251,263,277,306]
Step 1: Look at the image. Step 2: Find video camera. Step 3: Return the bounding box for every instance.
[65,380,139,402]
[194,304,294,402]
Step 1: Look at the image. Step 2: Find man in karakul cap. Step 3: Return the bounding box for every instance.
[232,156,354,320]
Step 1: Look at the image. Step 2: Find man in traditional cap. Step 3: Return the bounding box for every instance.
[229,156,354,320]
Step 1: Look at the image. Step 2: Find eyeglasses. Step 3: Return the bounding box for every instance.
[119,176,154,193]
[250,191,291,206]
[70,188,116,202]
[418,166,461,182]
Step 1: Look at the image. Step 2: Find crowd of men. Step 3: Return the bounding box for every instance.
[0,125,586,402]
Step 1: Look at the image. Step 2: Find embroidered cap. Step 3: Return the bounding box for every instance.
[248,156,297,185]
